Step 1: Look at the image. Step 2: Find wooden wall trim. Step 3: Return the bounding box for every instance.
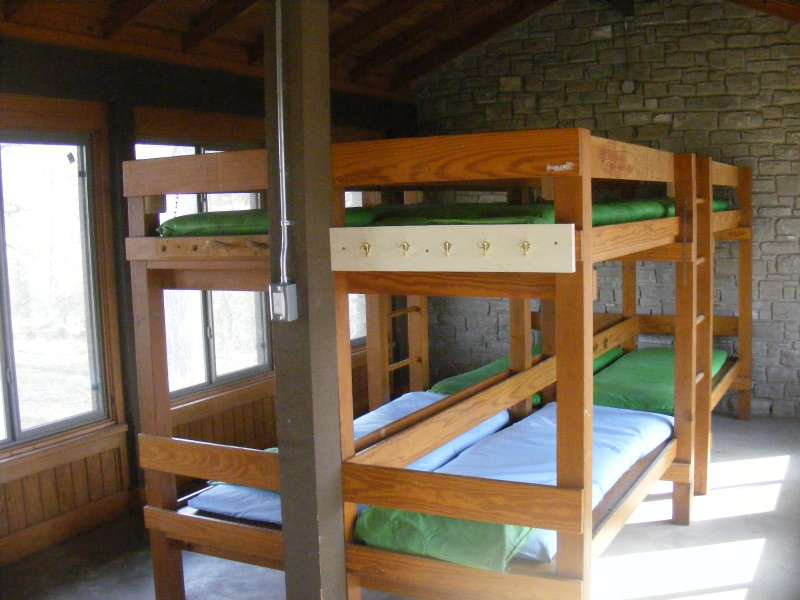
[0,425,128,485]
[134,106,264,147]
[0,93,105,133]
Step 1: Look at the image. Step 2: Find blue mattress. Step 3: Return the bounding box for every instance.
[357,403,674,565]
[187,391,510,524]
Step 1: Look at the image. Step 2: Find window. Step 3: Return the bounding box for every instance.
[135,144,270,395]
[0,141,105,446]
[345,192,367,343]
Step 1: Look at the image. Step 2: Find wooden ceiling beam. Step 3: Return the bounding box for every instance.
[351,0,487,82]
[330,0,420,58]
[728,0,800,22]
[2,0,27,20]
[395,0,558,86]
[102,0,159,38]
[183,0,259,52]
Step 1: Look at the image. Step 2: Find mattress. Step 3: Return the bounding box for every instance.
[594,347,729,415]
[355,403,674,571]
[158,199,732,237]
[187,390,510,524]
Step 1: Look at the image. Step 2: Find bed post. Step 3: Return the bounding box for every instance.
[621,263,638,351]
[737,167,753,420]
[553,131,593,597]
[510,298,533,419]
[366,294,391,408]
[695,157,714,497]
[538,176,556,404]
[672,154,698,522]
[407,295,430,391]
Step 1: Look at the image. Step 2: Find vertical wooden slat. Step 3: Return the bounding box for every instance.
[222,409,235,445]
[71,460,90,508]
[22,475,44,526]
[673,154,698,524]
[0,484,10,536]
[695,157,714,497]
[100,449,122,496]
[212,413,225,443]
[621,262,638,351]
[253,400,267,446]
[86,453,105,502]
[233,405,246,444]
[55,464,75,514]
[509,298,533,419]
[366,293,391,409]
[737,167,753,420]
[553,160,593,598]
[242,402,256,447]
[5,479,26,532]
[38,469,60,521]
[407,295,429,391]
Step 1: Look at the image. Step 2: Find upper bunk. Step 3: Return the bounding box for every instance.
[122,129,751,293]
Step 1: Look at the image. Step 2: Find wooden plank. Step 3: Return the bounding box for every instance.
[510,297,534,419]
[712,360,740,411]
[330,0,419,57]
[0,94,106,134]
[710,161,740,188]
[345,271,555,299]
[715,226,751,242]
[592,217,680,263]
[343,463,583,533]
[553,170,592,589]
[662,461,691,484]
[126,235,269,262]
[407,295,429,391]
[737,167,753,421]
[366,294,391,410]
[156,265,269,291]
[712,209,742,233]
[171,375,274,428]
[332,129,583,187]
[347,544,582,600]
[622,262,638,351]
[123,149,267,196]
[182,0,258,52]
[134,107,264,147]
[0,485,8,537]
[672,154,697,525]
[144,506,283,564]
[0,491,131,567]
[593,441,676,556]
[54,464,76,514]
[593,317,639,356]
[100,450,122,496]
[5,479,26,532]
[639,314,739,337]
[85,454,105,503]
[38,470,60,521]
[351,358,556,468]
[70,460,90,508]
[21,475,44,527]
[139,435,280,491]
[395,0,560,86]
[619,242,693,262]
[591,136,675,182]
[330,224,575,273]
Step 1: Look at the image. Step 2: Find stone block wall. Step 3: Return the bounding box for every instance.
[415,0,800,416]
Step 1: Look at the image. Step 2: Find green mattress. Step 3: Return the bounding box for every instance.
[157,199,733,237]
[430,346,624,396]
[594,347,729,415]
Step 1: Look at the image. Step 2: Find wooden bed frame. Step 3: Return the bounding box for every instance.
[124,156,431,599]
[123,128,751,600]
[328,129,751,600]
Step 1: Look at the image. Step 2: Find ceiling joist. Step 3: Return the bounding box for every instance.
[183,0,259,52]
[330,0,420,58]
[395,0,558,87]
[102,0,159,38]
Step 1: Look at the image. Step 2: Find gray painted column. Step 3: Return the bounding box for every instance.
[263,2,348,599]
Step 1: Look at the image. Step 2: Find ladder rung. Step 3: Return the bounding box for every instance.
[388,358,411,372]
[696,371,706,384]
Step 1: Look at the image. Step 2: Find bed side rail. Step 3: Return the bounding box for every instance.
[139,434,280,491]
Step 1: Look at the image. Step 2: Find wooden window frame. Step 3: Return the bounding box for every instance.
[0,94,126,457]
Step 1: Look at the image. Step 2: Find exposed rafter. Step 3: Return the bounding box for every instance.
[395,0,558,86]
[330,0,419,58]
[351,0,488,82]
[183,0,259,53]
[728,0,800,21]
[102,0,159,38]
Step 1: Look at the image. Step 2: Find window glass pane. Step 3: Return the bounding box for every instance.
[1,143,102,432]
[134,144,198,223]
[0,384,7,442]
[163,290,206,392]
[211,291,267,377]
[349,294,366,341]
[206,192,258,212]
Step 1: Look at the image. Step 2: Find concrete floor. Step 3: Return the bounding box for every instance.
[1,415,798,600]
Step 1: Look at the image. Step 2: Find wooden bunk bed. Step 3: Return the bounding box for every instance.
[327,128,752,600]
[123,150,455,599]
